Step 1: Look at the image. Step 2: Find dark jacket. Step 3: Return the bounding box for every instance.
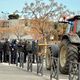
[27,42,32,53]
[0,42,3,51]
[3,41,10,52]
[18,42,24,52]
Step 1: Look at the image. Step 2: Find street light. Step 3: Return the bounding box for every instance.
[50,35,54,41]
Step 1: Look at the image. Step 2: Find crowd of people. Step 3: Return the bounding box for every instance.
[0,39,38,64]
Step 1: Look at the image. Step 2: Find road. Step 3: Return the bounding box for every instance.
[0,63,49,80]
[0,62,69,80]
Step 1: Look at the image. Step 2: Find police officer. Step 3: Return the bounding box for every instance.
[27,41,33,71]
[18,40,24,68]
[0,41,3,62]
[10,39,17,64]
[32,40,37,63]
[27,41,32,54]
[3,39,10,62]
[24,40,28,63]
[34,40,39,63]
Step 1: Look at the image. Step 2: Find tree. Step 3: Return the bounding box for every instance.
[10,25,27,40]
[23,0,63,20]
[23,0,74,20]
[23,0,74,42]
[29,19,53,41]
[0,27,10,39]
[22,0,59,41]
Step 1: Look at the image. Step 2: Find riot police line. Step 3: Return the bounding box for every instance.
[0,39,38,64]
[0,38,44,75]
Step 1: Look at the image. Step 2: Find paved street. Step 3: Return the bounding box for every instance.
[0,63,49,80]
[0,62,69,80]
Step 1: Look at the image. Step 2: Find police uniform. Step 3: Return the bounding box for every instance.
[18,41,24,68]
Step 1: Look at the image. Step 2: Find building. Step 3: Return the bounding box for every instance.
[0,20,9,27]
[8,19,25,27]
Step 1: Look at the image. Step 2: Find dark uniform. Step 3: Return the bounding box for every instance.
[27,41,32,54]
[32,40,37,63]
[18,40,24,68]
[3,39,10,62]
[10,40,17,64]
[24,40,28,63]
[0,41,3,62]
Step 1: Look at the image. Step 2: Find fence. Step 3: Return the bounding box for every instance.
[6,52,80,80]
[9,51,11,65]
[37,54,43,75]
[27,53,44,75]
[69,61,80,80]
[27,53,33,72]
[50,56,59,80]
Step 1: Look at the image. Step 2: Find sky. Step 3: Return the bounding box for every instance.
[56,0,80,12]
[0,0,80,17]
